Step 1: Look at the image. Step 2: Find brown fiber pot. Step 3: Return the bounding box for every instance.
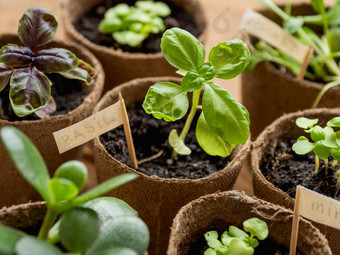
[167,191,331,254]
[93,77,250,255]
[0,34,104,208]
[251,108,340,254]
[61,0,207,92]
[241,4,340,138]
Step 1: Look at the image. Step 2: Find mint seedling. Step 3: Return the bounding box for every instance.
[204,218,269,255]
[0,7,96,118]
[247,0,340,108]
[0,126,149,255]
[142,28,250,158]
[99,0,171,47]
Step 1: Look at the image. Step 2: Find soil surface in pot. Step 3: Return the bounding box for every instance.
[0,73,86,121]
[261,138,340,200]
[74,0,201,53]
[100,103,229,179]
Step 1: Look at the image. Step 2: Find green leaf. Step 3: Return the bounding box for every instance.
[161,28,205,72]
[296,117,319,129]
[113,31,146,47]
[204,231,223,249]
[326,1,340,25]
[142,82,189,122]
[203,82,250,144]
[0,224,26,254]
[99,17,122,33]
[327,28,340,53]
[244,236,259,248]
[85,216,149,255]
[168,129,191,155]
[310,125,326,142]
[15,236,62,255]
[284,17,304,34]
[60,207,100,253]
[49,177,79,203]
[243,218,269,240]
[336,131,340,146]
[198,62,217,80]
[311,0,325,14]
[180,72,206,92]
[327,117,340,128]
[95,247,138,255]
[209,39,250,79]
[221,232,235,246]
[81,197,137,223]
[196,113,235,157]
[229,226,249,238]
[204,248,217,255]
[323,126,334,136]
[0,126,52,203]
[10,67,51,117]
[292,136,314,155]
[331,149,340,161]
[323,133,339,148]
[313,142,330,160]
[54,160,87,191]
[229,239,254,255]
[215,247,230,255]
[0,63,13,92]
[135,1,171,17]
[60,59,96,86]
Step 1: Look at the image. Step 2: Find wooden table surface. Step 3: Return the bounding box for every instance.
[0,0,326,194]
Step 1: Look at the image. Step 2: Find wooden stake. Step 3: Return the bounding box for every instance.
[119,93,138,169]
[297,45,313,80]
[289,186,302,255]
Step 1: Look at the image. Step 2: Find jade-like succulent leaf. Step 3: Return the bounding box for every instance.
[292,136,314,155]
[168,129,191,155]
[9,67,51,117]
[161,28,205,72]
[180,72,206,92]
[0,44,32,67]
[15,236,62,255]
[203,82,250,144]
[0,224,26,255]
[34,95,56,119]
[243,218,269,240]
[142,82,189,122]
[0,63,13,92]
[95,247,138,255]
[18,7,58,51]
[209,39,250,79]
[296,117,319,129]
[196,113,235,157]
[34,48,79,73]
[60,59,96,86]
[49,177,79,203]
[54,160,88,191]
[60,207,100,253]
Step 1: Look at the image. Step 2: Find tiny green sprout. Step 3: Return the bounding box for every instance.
[293,116,340,196]
[142,28,250,159]
[99,1,171,47]
[204,218,269,255]
[0,126,149,255]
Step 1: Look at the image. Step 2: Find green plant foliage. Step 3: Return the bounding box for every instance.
[99,1,170,47]
[0,126,149,255]
[143,28,250,158]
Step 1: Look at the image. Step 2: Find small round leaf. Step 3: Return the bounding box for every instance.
[295,117,318,129]
[229,238,254,255]
[311,126,326,142]
[327,117,340,128]
[180,72,206,93]
[292,136,314,155]
[243,218,269,240]
[49,177,79,203]
[95,247,138,255]
[168,129,191,155]
[313,142,331,160]
[55,160,87,191]
[15,236,62,255]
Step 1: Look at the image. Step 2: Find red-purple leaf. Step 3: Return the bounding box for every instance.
[34,48,79,73]
[35,96,56,118]
[0,44,33,67]
[60,59,96,86]
[0,63,14,92]
[18,7,58,51]
[9,67,51,117]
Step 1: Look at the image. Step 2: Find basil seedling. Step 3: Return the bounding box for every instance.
[0,7,96,118]
[143,28,250,158]
[0,126,149,255]
[204,218,269,255]
[247,0,340,109]
[99,0,171,47]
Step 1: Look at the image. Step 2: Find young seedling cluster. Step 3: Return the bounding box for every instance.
[204,218,269,255]
[292,117,340,195]
[247,0,340,108]
[99,0,171,47]
[142,28,250,158]
[0,126,149,255]
[0,7,96,118]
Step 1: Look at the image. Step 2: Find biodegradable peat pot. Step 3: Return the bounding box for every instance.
[61,0,207,92]
[167,191,331,255]
[241,4,340,138]
[251,108,340,253]
[93,77,250,255]
[0,34,104,207]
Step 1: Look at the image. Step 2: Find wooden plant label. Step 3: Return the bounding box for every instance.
[289,185,340,255]
[240,9,310,63]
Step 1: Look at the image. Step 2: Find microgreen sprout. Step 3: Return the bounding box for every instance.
[247,0,340,108]
[292,116,340,195]
[99,0,171,47]
[204,218,269,255]
[142,28,250,159]
[0,126,149,255]
[0,7,96,119]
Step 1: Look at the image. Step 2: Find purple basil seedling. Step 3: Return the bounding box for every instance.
[0,7,96,118]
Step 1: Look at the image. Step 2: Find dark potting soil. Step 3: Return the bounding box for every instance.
[261,138,340,200]
[100,103,229,179]
[0,73,86,121]
[74,0,201,53]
